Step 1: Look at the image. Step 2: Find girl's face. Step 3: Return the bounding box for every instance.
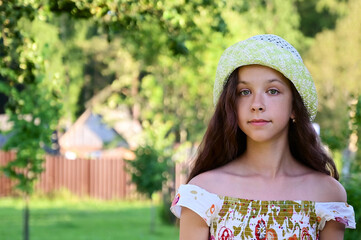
[236,65,294,143]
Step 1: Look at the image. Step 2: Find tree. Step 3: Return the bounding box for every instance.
[127,118,174,232]
[0,1,63,240]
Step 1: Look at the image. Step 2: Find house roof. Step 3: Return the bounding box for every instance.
[59,109,128,153]
[95,105,142,149]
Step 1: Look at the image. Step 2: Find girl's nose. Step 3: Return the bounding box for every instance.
[251,94,265,112]
[252,106,264,112]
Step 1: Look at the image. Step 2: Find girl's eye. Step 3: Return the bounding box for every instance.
[268,89,280,95]
[239,89,251,96]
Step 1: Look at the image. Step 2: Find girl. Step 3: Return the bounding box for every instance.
[170,34,356,240]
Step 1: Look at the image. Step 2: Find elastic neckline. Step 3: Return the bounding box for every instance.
[184,184,344,204]
[220,195,314,205]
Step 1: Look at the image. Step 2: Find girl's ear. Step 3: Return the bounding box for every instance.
[290,111,295,121]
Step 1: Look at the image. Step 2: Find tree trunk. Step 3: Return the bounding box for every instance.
[150,196,156,233]
[23,194,30,240]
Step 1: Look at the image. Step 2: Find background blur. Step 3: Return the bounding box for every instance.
[1,0,360,239]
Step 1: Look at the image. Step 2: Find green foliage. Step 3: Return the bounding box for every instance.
[0,0,63,195]
[127,145,168,199]
[19,14,92,122]
[343,175,361,239]
[127,118,175,199]
[305,0,361,151]
[47,0,228,57]
[344,95,361,238]
[295,0,348,37]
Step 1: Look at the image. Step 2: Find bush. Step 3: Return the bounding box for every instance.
[127,145,169,198]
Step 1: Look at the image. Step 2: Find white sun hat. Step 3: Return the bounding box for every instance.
[213,34,318,121]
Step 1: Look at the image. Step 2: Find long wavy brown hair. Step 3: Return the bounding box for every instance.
[187,67,339,182]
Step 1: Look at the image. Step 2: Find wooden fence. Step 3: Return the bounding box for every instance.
[0,151,139,200]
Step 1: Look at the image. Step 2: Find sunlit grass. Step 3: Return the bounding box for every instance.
[0,196,179,240]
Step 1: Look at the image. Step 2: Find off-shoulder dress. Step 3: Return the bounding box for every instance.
[171,184,356,240]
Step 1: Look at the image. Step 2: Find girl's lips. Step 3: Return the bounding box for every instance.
[248,119,271,126]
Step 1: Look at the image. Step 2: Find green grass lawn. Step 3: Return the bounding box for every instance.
[0,197,179,240]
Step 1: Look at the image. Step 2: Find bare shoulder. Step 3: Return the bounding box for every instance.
[188,169,228,194]
[309,172,347,202]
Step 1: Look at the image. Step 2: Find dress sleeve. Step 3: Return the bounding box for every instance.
[315,202,356,230]
[170,184,221,226]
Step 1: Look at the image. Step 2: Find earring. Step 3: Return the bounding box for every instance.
[292,118,296,123]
